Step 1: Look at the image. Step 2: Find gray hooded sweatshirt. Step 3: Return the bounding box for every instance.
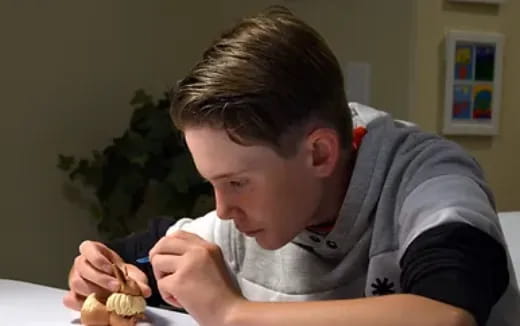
[167,103,520,325]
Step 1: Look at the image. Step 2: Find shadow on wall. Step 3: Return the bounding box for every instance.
[442,0,500,16]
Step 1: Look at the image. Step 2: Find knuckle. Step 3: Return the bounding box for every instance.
[157,276,171,293]
[167,232,179,240]
[195,245,211,257]
[149,254,159,267]
[69,277,84,291]
[74,255,86,269]
[90,255,105,268]
[173,230,185,236]
[197,243,220,260]
[187,247,210,266]
[169,274,182,292]
[183,257,199,272]
[174,268,189,282]
[78,240,92,252]
[205,243,220,254]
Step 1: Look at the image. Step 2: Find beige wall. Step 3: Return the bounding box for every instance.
[193,0,415,118]
[287,0,414,120]
[0,1,414,288]
[410,0,520,210]
[0,1,223,288]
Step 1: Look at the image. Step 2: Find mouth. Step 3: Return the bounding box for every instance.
[242,229,263,237]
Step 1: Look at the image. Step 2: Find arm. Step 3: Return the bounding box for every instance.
[185,221,506,326]
[107,216,176,263]
[149,231,481,326]
[226,222,509,326]
[226,294,475,326]
[400,222,509,326]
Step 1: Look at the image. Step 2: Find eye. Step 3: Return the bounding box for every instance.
[229,179,247,189]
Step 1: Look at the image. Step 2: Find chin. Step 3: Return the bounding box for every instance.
[255,234,289,250]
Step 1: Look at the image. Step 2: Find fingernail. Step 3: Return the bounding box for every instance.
[109,280,120,291]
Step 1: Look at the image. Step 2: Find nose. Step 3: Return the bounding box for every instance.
[215,189,236,220]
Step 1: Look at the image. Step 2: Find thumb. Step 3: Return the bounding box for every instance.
[136,280,152,298]
[126,264,152,298]
[63,291,84,311]
[165,294,183,309]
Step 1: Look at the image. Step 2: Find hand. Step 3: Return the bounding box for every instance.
[150,231,244,326]
[63,240,152,311]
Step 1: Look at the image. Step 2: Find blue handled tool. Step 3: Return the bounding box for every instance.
[136,256,150,264]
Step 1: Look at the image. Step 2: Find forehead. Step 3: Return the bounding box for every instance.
[184,127,281,178]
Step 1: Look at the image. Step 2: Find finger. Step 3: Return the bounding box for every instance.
[157,275,183,309]
[79,241,118,274]
[168,231,215,251]
[136,279,152,298]
[125,264,148,284]
[164,294,182,309]
[62,290,86,311]
[172,230,205,242]
[149,233,191,258]
[150,254,180,282]
[150,254,179,275]
[70,273,113,298]
[75,256,120,293]
[126,265,152,298]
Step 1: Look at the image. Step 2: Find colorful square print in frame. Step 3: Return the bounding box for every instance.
[443,30,504,135]
[448,0,506,3]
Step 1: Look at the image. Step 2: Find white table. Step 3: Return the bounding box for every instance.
[0,279,198,326]
[1,212,518,325]
[498,211,520,283]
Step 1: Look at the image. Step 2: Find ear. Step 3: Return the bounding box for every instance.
[304,128,341,177]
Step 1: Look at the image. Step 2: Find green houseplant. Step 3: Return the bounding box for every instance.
[58,89,214,239]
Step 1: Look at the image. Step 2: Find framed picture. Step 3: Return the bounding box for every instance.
[448,0,506,4]
[443,30,504,135]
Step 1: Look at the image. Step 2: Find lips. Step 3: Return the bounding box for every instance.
[236,225,262,236]
[243,229,262,236]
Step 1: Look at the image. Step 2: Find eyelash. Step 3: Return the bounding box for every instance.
[229,180,247,189]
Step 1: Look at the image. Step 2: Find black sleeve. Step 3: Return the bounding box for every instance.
[105,216,176,307]
[400,222,509,326]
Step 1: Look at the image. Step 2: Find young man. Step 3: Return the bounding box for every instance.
[64,6,519,326]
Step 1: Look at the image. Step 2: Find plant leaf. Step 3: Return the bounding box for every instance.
[130,89,154,107]
[191,194,215,217]
[57,154,75,171]
[57,88,212,239]
[166,153,203,193]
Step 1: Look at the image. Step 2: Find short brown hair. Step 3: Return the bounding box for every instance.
[170,6,352,156]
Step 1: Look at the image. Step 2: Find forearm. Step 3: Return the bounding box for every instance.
[105,217,176,263]
[226,294,476,326]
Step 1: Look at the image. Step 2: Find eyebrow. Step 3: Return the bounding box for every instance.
[206,168,249,182]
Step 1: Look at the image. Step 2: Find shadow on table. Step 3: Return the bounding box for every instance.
[69,310,177,326]
[146,309,178,326]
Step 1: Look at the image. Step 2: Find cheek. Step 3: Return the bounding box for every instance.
[267,169,320,222]
[284,164,320,201]
[234,177,283,225]
[285,178,321,218]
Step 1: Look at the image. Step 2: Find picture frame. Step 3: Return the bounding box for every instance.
[448,0,506,4]
[443,30,504,135]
